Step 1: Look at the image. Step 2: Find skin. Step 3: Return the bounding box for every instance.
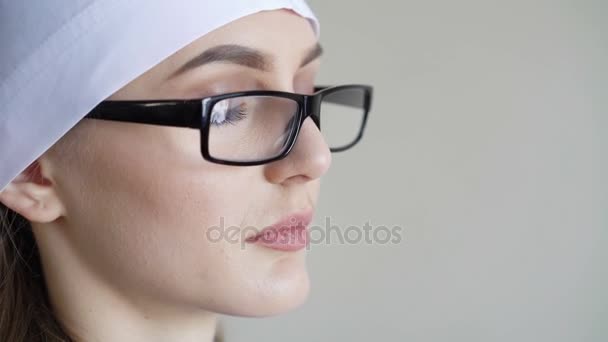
[0,9,331,342]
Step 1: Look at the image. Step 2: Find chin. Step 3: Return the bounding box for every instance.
[261,271,311,316]
[221,268,311,318]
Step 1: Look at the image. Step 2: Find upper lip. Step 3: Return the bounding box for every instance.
[245,208,314,242]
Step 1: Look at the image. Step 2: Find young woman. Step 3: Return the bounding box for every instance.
[0,1,372,341]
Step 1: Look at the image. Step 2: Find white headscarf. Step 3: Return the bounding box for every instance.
[0,0,319,191]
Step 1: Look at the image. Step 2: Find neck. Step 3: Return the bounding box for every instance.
[33,223,219,342]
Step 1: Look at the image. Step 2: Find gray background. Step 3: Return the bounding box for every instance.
[225,1,607,341]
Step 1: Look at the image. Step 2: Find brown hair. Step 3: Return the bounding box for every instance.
[0,199,224,341]
[0,202,75,341]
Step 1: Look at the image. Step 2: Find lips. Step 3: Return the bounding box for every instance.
[245,209,313,251]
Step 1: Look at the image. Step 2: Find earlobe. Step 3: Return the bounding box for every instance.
[0,160,65,223]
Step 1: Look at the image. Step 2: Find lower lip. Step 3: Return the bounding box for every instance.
[246,213,311,251]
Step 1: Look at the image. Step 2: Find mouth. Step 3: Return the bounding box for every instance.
[245,209,314,251]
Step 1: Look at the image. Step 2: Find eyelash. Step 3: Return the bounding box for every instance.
[212,104,248,127]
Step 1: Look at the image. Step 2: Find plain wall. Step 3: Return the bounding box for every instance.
[225,1,607,341]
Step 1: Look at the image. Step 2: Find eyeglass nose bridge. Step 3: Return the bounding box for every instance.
[300,93,322,129]
[280,93,323,159]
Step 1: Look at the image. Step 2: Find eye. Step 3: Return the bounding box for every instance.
[210,100,248,126]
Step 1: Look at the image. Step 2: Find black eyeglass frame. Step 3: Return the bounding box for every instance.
[84,84,373,166]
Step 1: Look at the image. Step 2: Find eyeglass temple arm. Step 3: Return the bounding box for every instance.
[85,101,202,129]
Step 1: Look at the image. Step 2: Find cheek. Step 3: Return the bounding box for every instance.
[57,124,310,315]
[137,166,311,315]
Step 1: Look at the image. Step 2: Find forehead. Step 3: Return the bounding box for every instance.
[202,9,317,46]
[108,10,318,99]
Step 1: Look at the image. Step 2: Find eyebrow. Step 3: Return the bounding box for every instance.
[169,43,323,79]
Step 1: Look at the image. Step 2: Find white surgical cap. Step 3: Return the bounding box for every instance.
[0,0,319,191]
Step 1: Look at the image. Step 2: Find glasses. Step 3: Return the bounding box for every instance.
[84,84,373,166]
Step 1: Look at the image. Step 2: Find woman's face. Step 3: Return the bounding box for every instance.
[39,9,331,317]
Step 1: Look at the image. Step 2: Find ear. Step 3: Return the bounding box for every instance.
[0,158,65,223]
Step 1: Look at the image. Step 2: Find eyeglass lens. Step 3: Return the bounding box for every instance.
[207,88,366,162]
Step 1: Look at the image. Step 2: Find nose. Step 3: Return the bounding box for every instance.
[263,116,332,185]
